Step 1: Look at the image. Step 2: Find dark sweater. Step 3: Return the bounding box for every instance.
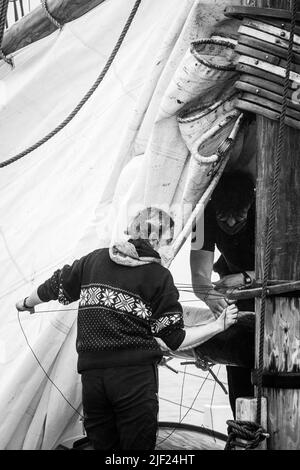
[37,246,185,372]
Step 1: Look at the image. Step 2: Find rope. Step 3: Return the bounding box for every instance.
[40,0,63,29]
[0,0,9,43]
[17,309,84,420]
[225,1,298,450]
[0,0,13,67]
[256,0,298,425]
[225,420,268,450]
[0,0,142,168]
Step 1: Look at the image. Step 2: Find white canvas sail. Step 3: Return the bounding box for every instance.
[0,0,254,449]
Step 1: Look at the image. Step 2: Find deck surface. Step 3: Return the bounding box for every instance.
[156,426,225,450]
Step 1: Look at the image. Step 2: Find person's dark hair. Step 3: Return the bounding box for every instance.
[211,171,255,213]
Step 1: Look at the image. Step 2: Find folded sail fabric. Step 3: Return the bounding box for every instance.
[159,37,239,119]
[180,94,243,205]
[178,86,238,148]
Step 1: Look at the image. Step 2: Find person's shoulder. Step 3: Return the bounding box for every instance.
[149,262,174,284]
[84,247,109,262]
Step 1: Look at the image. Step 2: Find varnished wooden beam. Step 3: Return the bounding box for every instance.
[2,0,106,56]
[246,0,300,451]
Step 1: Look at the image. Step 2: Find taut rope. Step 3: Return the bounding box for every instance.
[0,0,13,66]
[0,0,142,168]
[40,0,64,30]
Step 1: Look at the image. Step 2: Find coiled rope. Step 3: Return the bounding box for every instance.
[225,0,298,450]
[225,420,268,450]
[0,0,142,168]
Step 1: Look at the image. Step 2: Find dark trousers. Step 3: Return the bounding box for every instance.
[227,299,255,417]
[226,365,254,417]
[81,364,159,451]
[195,307,255,417]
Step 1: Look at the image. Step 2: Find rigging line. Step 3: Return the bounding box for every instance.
[156,371,211,446]
[40,0,63,29]
[0,0,142,168]
[0,278,28,301]
[256,0,298,426]
[18,306,211,441]
[17,309,84,420]
[159,397,204,415]
[177,368,228,385]
[0,0,13,66]
[0,226,30,284]
[19,0,25,18]
[0,0,9,43]
[179,364,187,422]
[208,364,221,442]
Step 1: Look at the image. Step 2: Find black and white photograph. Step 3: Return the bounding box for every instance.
[0,0,299,455]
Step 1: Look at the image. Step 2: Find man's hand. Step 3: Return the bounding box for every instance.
[205,289,236,318]
[214,273,244,289]
[15,299,35,314]
[217,304,238,331]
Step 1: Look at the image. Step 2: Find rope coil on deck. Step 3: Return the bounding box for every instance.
[40,0,64,30]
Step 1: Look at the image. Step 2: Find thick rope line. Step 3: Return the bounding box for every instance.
[0,0,142,168]
[40,0,63,29]
[256,0,298,425]
[0,0,13,66]
[0,0,9,43]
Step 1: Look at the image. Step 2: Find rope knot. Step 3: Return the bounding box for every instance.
[225,420,268,450]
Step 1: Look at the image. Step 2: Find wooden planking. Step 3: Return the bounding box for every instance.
[2,0,106,56]
[264,297,300,372]
[266,388,300,449]
[255,52,300,451]
[235,397,268,450]
[241,0,300,450]
[156,427,225,450]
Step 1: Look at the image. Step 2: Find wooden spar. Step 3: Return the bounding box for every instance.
[242,0,300,450]
[2,0,106,56]
[236,397,268,450]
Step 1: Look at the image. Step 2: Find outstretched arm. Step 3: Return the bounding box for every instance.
[15,288,43,313]
[15,255,87,313]
[156,304,238,352]
[178,304,238,350]
[190,249,234,317]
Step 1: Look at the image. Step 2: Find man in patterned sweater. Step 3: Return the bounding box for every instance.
[16,208,237,451]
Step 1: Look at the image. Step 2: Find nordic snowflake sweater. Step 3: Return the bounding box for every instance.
[37,243,185,372]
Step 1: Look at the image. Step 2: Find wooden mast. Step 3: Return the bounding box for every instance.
[243,0,300,450]
[2,0,106,56]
